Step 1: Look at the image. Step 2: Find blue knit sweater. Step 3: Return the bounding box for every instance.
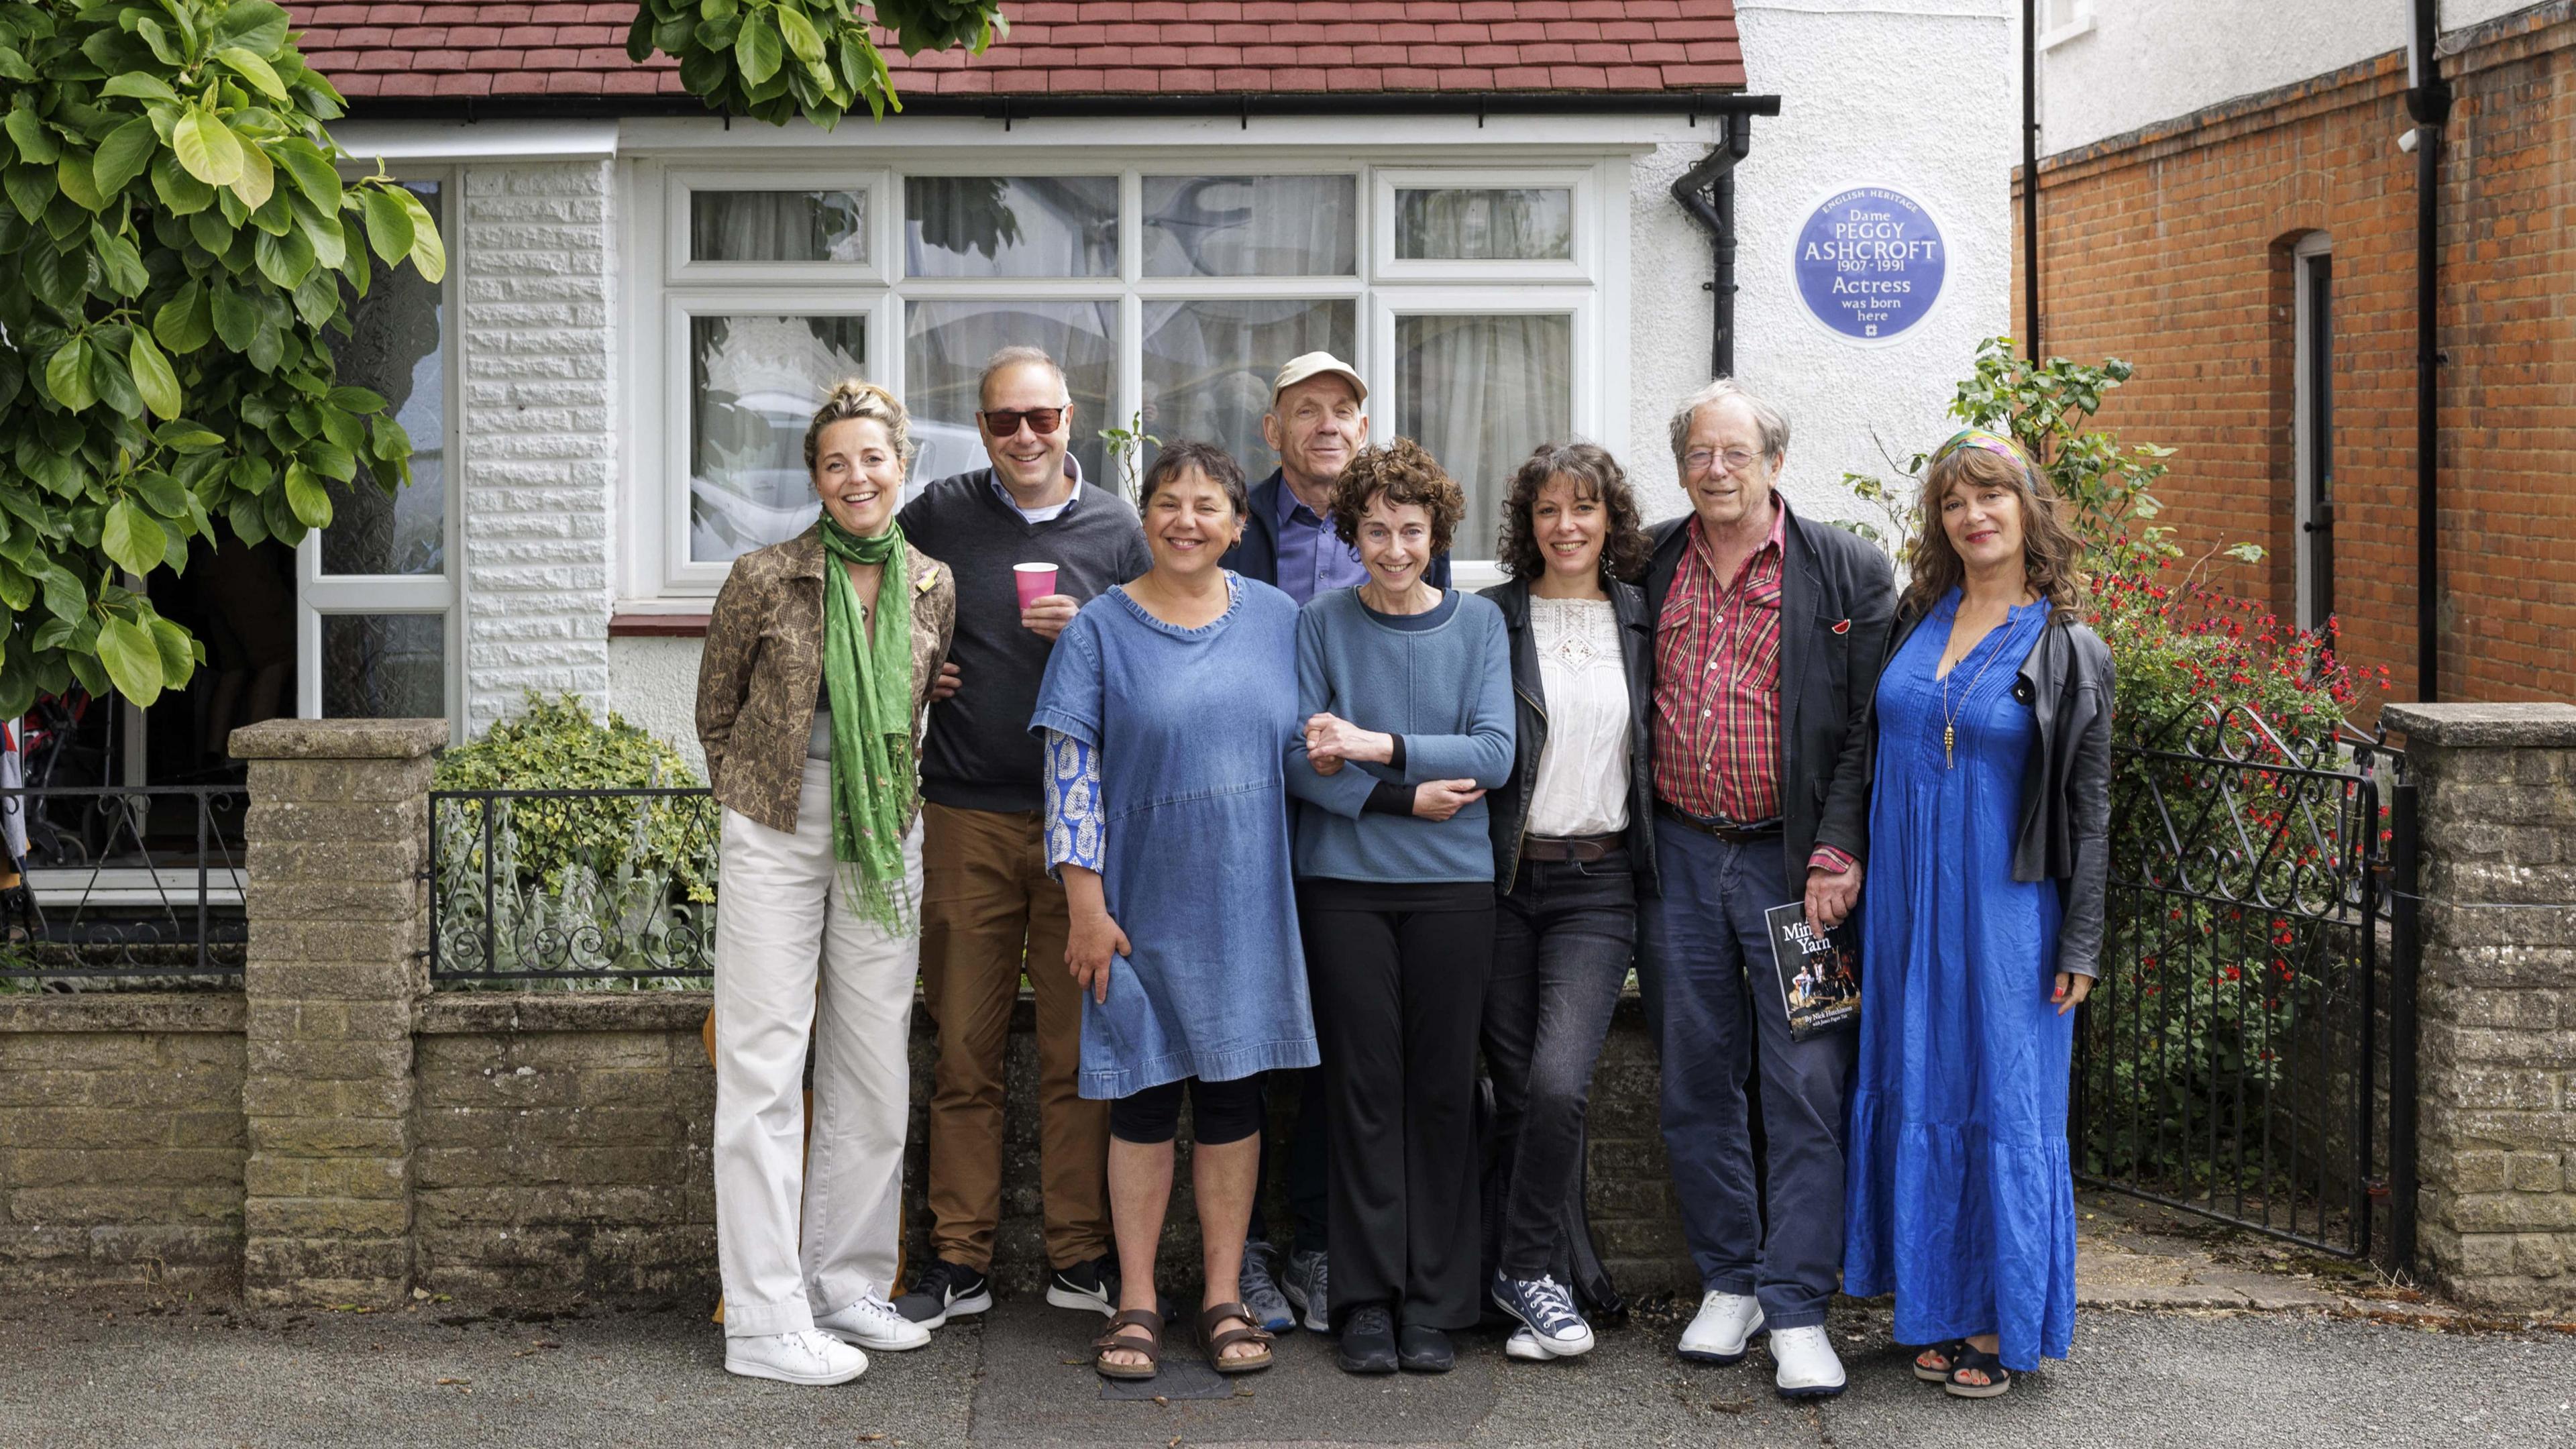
[1283,588,1515,884]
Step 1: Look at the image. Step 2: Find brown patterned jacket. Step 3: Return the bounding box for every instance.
[695,526,957,835]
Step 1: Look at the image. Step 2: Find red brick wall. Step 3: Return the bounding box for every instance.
[2016,9,2576,710]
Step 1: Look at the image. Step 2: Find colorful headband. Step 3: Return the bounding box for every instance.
[1930,428,2039,487]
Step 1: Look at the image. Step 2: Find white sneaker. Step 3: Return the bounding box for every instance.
[1768,1324,1847,1399]
[724,1328,867,1385]
[816,1287,932,1352]
[1677,1290,1765,1365]
[1505,1328,1550,1362]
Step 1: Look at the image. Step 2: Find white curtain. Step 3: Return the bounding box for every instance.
[1142,175,1357,278]
[1396,188,1573,261]
[1396,314,1572,559]
[692,191,867,264]
[1140,299,1356,479]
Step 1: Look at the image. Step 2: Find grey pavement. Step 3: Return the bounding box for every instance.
[2,1286,2573,1449]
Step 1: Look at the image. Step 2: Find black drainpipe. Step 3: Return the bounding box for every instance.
[2405,0,2451,702]
[1670,96,1783,380]
[2023,0,2041,362]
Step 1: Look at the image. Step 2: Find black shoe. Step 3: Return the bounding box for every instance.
[1336,1304,1399,1375]
[1396,1323,1454,1374]
[1046,1254,1118,1316]
[894,1258,993,1329]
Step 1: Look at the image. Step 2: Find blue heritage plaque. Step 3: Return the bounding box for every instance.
[1792,186,1947,343]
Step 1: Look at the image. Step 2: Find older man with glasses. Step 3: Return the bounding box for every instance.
[1638,379,1893,1400]
[892,346,1152,1333]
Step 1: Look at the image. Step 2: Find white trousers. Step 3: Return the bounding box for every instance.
[713,758,920,1337]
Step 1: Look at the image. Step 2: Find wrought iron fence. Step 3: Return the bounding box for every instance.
[0,784,247,983]
[2074,704,2412,1261]
[428,787,719,986]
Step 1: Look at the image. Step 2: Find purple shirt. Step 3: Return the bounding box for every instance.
[1273,479,1370,606]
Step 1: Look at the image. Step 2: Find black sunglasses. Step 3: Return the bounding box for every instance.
[979,407,1066,437]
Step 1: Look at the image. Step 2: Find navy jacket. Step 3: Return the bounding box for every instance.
[1220,471,1454,593]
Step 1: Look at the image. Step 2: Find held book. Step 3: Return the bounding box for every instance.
[1764,902,1861,1042]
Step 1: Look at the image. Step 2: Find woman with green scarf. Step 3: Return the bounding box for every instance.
[694,380,957,1387]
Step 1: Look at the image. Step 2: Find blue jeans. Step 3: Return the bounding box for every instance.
[1638,817,1856,1330]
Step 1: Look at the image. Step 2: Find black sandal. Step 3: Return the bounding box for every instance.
[1913,1340,1966,1383]
[1093,1308,1163,1380]
[1198,1301,1275,1373]
[1945,1344,2012,1399]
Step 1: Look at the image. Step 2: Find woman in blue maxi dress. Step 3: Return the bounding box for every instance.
[1843,429,2112,1398]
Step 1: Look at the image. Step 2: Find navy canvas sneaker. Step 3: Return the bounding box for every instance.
[1491,1271,1596,1358]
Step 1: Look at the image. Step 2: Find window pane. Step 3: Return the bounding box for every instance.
[1395,314,1573,559]
[690,315,867,564]
[905,176,1119,278]
[904,300,1116,489]
[323,180,444,576]
[690,190,868,263]
[1142,175,1358,277]
[1396,188,1574,261]
[1141,300,1355,482]
[321,614,445,718]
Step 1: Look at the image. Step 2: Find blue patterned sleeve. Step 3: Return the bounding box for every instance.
[1042,728,1106,879]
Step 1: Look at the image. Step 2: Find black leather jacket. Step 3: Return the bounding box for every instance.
[1479,578,1661,897]
[1884,602,2115,978]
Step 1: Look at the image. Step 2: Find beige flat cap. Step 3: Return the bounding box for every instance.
[1271,351,1368,406]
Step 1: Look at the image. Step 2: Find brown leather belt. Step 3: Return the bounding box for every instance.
[1520,833,1623,863]
[1656,802,1783,845]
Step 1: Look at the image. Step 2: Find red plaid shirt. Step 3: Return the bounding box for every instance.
[1651,505,1854,874]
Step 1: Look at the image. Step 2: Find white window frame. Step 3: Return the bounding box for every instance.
[619,150,1629,607]
[2039,0,2095,50]
[297,168,462,729]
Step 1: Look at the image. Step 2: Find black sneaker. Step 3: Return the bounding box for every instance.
[1046,1254,1117,1316]
[1336,1303,1398,1375]
[1396,1322,1454,1374]
[894,1258,992,1329]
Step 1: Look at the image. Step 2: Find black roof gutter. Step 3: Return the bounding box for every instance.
[343,90,1784,127]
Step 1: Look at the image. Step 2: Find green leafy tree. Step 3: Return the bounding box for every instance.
[630,0,1008,129]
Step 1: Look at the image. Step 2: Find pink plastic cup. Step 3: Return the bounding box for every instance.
[1013,562,1060,610]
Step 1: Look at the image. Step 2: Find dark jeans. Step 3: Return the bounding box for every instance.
[1637,817,1856,1330]
[1300,883,1493,1332]
[1247,1065,1329,1251]
[1482,849,1636,1281]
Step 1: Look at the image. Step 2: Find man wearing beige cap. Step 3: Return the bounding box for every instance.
[1220,352,1452,1338]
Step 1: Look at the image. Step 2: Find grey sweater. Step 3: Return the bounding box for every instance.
[897,468,1151,813]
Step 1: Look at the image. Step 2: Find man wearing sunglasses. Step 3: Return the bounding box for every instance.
[894,346,1152,1333]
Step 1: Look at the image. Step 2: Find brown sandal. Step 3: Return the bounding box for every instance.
[1198,1301,1274,1373]
[1093,1308,1163,1380]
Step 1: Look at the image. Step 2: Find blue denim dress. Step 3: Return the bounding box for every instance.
[1028,575,1320,1099]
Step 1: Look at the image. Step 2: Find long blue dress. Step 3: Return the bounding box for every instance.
[1028,574,1320,1100]
[1843,588,2076,1372]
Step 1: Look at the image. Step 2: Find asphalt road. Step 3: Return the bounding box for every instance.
[2,1290,2571,1448]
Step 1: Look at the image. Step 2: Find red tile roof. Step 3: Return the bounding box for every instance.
[286,3,1746,105]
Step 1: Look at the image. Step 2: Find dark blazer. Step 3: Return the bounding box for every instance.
[1884,602,2114,978]
[1478,578,1661,898]
[1642,495,1896,884]
[1221,471,1454,592]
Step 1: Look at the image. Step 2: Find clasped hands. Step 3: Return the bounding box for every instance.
[1301,712,1483,822]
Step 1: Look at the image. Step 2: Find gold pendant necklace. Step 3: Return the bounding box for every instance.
[1939,615,2012,769]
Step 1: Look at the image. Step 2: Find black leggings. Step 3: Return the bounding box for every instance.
[1109,1074,1266,1146]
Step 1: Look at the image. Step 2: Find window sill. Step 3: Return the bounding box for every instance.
[609,612,712,638]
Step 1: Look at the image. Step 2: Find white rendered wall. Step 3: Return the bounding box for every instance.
[609,635,708,779]
[1628,0,2017,528]
[458,161,618,736]
[2039,0,2532,156]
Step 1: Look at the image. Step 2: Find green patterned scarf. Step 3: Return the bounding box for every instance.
[818,517,916,930]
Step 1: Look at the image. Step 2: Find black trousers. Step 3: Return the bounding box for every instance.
[1299,882,1494,1332]
[1246,1063,1329,1250]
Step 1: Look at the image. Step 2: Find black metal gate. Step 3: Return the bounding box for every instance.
[2073,704,2417,1263]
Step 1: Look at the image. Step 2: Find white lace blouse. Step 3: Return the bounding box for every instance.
[1525,596,1630,839]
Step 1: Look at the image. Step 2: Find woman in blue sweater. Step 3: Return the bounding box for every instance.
[1287,438,1515,1376]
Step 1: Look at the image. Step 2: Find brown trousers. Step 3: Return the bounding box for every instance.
[918,802,1112,1274]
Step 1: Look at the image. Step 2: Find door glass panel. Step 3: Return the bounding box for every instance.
[690,189,869,263]
[689,315,867,563]
[904,300,1117,489]
[1394,313,1573,559]
[1142,175,1358,276]
[1141,299,1356,480]
[323,179,445,576]
[904,176,1119,278]
[321,614,445,718]
[1395,187,1575,261]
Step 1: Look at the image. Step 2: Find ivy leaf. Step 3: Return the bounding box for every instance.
[97,614,165,707]
[44,338,96,412]
[0,48,34,85]
[737,13,784,83]
[34,560,87,623]
[303,439,358,483]
[359,186,413,264]
[126,329,182,420]
[5,164,50,223]
[327,385,388,415]
[88,342,143,419]
[392,185,445,281]
[102,498,168,576]
[154,280,214,354]
[217,46,292,103]
[273,138,342,212]
[93,117,159,197]
[209,282,258,353]
[23,241,89,315]
[282,462,333,529]
[90,223,150,297]
[56,152,105,212]
[151,150,215,214]
[172,108,246,187]
[254,225,315,288]
[5,105,58,166]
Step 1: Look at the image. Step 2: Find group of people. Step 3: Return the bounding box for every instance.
[692,343,2112,1403]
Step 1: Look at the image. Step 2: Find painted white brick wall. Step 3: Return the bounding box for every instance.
[459,161,616,736]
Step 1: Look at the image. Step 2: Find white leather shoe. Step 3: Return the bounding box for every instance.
[1677,1290,1765,1364]
[1768,1324,1847,1399]
[724,1328,868,1385]
[816,1288,932,1352]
